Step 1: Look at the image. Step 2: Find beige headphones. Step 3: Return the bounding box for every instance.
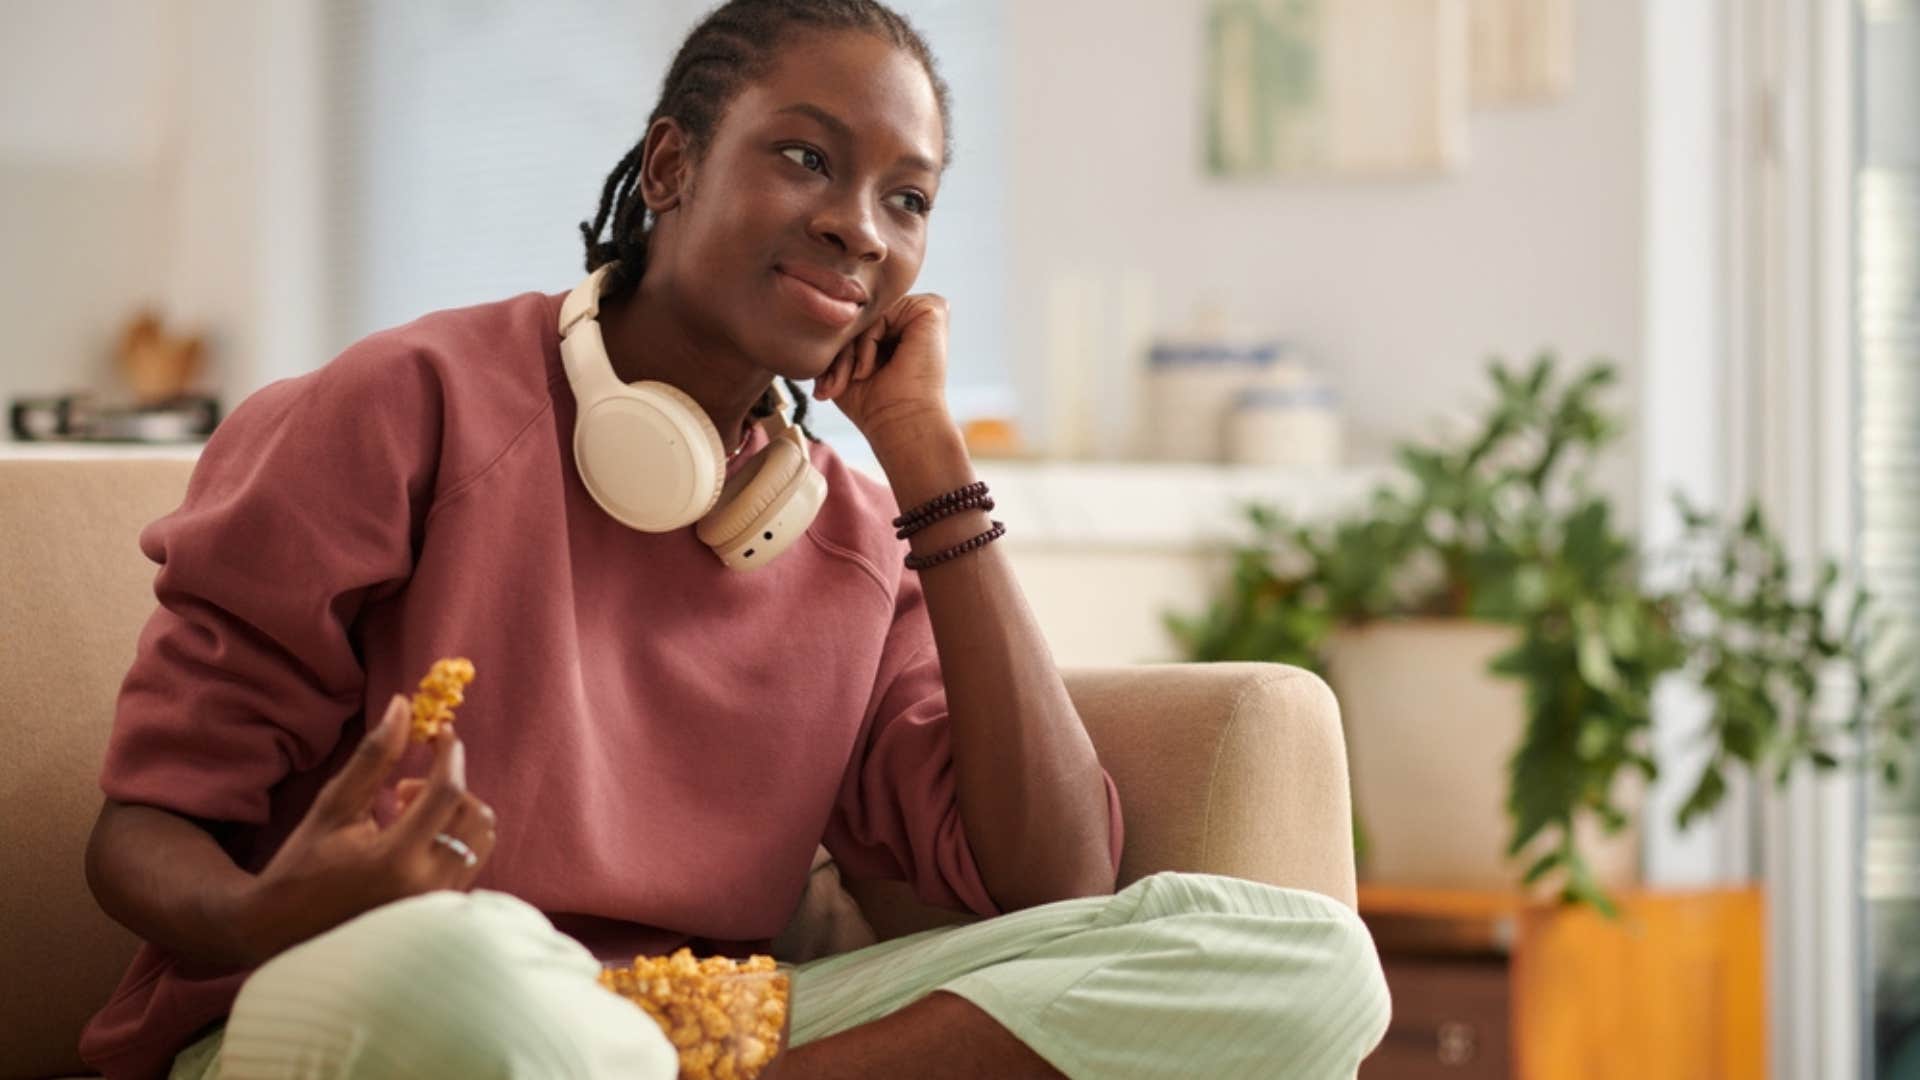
[558,264,827,571]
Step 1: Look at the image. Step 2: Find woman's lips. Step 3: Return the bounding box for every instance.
[774,268,863,329]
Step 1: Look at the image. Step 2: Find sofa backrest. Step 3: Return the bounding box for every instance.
[1,454,197,1078]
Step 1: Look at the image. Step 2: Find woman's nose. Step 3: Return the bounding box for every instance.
[808,194,887,262]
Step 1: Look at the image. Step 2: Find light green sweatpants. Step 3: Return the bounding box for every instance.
[175,871,1390,1080]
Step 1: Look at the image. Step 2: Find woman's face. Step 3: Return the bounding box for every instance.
[655,30,945,381]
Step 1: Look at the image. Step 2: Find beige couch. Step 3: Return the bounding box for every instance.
[0,454,1360,1080]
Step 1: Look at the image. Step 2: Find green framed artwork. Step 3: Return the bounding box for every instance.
[1205,0,1469,177]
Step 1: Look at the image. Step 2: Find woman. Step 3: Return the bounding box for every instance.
[80,2,1388,1077]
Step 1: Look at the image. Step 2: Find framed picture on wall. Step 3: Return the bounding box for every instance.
[1470,0,1575,104]
[1204,0,1469,178]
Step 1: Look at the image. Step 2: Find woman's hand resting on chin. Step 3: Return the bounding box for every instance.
[812,293,953,448]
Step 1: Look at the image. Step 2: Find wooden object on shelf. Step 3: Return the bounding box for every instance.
[1358,886,1766,1080]
[116,310,206,405]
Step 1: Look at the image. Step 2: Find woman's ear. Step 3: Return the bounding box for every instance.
[639,116,692,214]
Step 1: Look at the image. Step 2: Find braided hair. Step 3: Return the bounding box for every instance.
[578,0,953,442]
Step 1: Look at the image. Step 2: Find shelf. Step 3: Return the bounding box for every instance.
[0,441,204,461]
[973,459,1389,551]
[1,441,1391,549]
[839,450,1392,552]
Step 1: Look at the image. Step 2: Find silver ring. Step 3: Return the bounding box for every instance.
[432,832,479,868]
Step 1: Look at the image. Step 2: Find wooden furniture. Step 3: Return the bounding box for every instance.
[1358,886,1766,1080]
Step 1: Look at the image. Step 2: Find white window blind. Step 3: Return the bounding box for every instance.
[1862,0,1919,899]
[320,0,1009,443]
[1862,1,1920,1073]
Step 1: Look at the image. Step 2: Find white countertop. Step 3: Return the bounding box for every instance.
[2,440,1388,550]
[971,458,1388,550]
[0,441,204,460]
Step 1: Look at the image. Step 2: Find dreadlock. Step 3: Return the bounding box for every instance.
[578,0,954,444]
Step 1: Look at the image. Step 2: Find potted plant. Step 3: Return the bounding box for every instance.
[1167,357,1916,909]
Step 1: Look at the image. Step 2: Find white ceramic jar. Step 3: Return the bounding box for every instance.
[1226,380,1344,467]
[1139,339,1290,462]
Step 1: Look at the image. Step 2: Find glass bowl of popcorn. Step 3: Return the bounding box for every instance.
[600,949,794,1079]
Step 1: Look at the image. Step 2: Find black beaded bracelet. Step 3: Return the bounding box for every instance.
[891,481,989,533]
[905,520,1007,572]
[894,492,995,539]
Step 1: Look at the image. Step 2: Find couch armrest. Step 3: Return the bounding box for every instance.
[843,662,1358,940]
[1067,662,1358,906]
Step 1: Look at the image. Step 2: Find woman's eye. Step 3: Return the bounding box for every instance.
[887,190,931,216]
[781,146,826,173]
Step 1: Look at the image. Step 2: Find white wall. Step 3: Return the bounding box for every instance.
[1005,0,1646,500]
[0,0,321,409]
[321,0,1005,428]
[7,0,1649,484]
[0,0,183,405]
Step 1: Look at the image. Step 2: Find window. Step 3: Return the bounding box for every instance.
[1861,2,1920,1075]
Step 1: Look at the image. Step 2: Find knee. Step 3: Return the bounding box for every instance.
[1276,903,1392,1072]
[1125,873,1392,1062]
[332,889,596,983]
[1322,908,1393,1054]
[274,889,599,1010]
[228,891,677,1078]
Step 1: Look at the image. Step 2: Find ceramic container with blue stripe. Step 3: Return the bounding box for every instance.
[1140,338,1302,462]
[1226,380,1344,467]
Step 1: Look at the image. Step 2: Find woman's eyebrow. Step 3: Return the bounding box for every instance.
[773,102,940,175]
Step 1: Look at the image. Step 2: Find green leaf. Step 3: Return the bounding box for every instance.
[1525,356,1556,397]
[1596,803,1630,833]
[1678,765,1727,829]
[1576,717,1614,761]
[1559,850,1620,918]
[1522,850,1562,885]
[1575,608,1623,693]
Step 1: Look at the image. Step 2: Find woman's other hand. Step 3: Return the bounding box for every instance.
[230,694,497,965]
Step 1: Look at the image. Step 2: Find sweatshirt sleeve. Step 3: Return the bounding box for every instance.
[98,348,443,825]
[821,568,1127,917]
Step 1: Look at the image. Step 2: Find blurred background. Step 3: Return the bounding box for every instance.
[2,0,1915,1076]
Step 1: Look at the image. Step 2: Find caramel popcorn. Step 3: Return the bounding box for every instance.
[409,658,475,742]
[599,949,791,1079]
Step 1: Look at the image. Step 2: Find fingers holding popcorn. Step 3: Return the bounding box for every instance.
[310,694,410,828]
[385,727,469,870]
[397,779,493,833]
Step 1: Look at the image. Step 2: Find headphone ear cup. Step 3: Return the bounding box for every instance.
[695,433,811,549]
[572,379,727,531]
[641,380,729,508]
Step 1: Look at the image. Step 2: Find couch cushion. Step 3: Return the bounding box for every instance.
[1,456,196,1079]
[769,846,879,964]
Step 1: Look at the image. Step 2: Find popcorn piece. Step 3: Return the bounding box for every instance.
[599,949,791,1080]
[410,658,476,742]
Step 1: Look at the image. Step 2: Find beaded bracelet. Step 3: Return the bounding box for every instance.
[891,481,989,534]
[894,492,995,539]
[905,519,1007,572]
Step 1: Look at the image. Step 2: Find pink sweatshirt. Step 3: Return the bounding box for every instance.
[79,290,1125,1079]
